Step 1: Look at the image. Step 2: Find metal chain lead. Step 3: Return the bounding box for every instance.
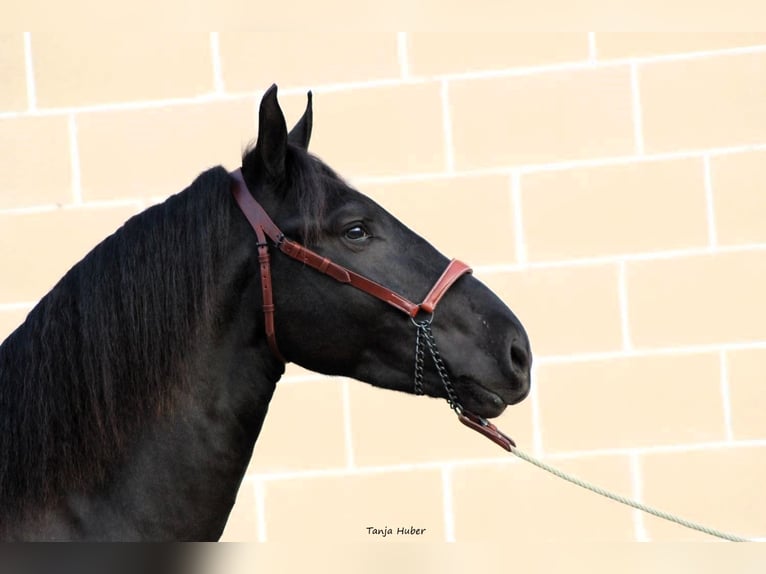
[414,323,426,395]
[412,319,463,414]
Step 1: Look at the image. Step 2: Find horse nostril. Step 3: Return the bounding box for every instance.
[510,340,530,373]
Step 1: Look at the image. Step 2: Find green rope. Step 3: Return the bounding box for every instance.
[510,446,752,542]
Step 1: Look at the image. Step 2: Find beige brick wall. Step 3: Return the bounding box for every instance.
[2,31,766,553]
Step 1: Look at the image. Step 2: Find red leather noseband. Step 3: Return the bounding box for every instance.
[230,169,472,362]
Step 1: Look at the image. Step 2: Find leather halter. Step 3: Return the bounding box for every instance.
[230,169,472,363]
[231,169,515,453]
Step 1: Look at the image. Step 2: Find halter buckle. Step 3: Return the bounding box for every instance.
[458,411,516,451]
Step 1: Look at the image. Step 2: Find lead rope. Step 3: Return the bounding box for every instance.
[507,447,751,542]
[412,320,752,542]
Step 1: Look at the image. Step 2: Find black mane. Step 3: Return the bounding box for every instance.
[0,143,335,524]
[0,166,237,520]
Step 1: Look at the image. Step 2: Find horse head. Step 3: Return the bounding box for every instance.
[240,85,531,418]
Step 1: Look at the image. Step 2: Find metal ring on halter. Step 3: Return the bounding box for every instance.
[410,310,434,328]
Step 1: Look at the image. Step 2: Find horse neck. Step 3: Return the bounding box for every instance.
[106,318,281,540]
[10,183,286,541]
[73,216,286,540]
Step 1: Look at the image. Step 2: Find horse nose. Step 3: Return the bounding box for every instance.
[510,338,531,375]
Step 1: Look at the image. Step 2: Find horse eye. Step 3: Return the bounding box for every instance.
[344,225,370,242]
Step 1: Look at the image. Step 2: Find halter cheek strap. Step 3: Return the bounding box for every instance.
[230,171,286,361]
[230,169,471,362]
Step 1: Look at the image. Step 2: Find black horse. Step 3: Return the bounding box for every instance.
[0,85,531,541]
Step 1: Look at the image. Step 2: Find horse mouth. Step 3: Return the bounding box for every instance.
[459,381,509,418]
[454,375,530,418]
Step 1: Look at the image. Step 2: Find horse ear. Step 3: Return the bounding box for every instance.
[288,91,313,150]
[250,84,288,180]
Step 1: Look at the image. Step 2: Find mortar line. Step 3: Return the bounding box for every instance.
[629,452,649,541]
[0,196,170,215]
[533,340,766,366]
[251,457,519,482]
[510,172,527,266]
[617,261,633,351]
[432,44,766,81]
[247,439,766,482]
[587,32,597,61]
[351,142,766,185]
[67,114,83,204]
[23,32,37,111]
[440,79,455,173]
[0,204,60,215]
[429,43,766,83]
[544,439,766,460]
[209,32,225,94]
[397,32,410,79]
[3,98,766,173]
[341,379,356,468]
[630,62,645,155]
[470,240,766,276]
[280,77,425,97]
[61,199,145,211]
[703,155,718,248]
[719,350,735,441]
[0,302,37,311]
[440,466,456,542]
[529,363,545,458]
[0,92,253,119]
[253,479,268,542]
[1,43,764,121]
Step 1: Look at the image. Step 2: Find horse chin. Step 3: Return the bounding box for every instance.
[460,383,509,419]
